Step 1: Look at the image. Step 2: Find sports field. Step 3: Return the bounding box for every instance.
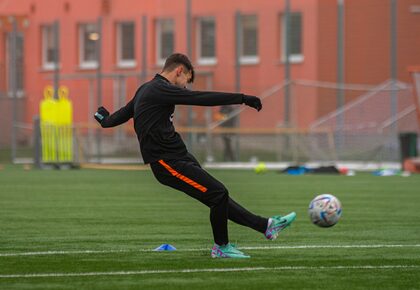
[1,165,419,289]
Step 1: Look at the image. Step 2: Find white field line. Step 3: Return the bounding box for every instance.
[0,265,419,279]
[1,244,419,257]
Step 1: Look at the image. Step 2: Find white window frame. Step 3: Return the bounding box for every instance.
[156,19,174,66]
[240,15,259,65]
[116,22,136,68]
[281,12,304,63]
[41,25,57,70]
[196,17,217,66]
[410,5,420,13]
[79,23,98,69]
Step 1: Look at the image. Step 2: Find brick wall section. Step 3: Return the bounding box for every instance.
[0,0,418,136]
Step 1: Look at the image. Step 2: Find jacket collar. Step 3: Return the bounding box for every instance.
[155,74,170,84]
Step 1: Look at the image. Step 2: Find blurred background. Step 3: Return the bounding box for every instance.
[0,0,419,168]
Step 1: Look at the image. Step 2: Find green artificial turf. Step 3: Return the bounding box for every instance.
[0,165,419,289]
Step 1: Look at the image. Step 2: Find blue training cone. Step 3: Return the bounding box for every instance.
[154,244,177,251]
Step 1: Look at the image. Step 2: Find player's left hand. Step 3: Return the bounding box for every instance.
[94,106,110,124]
[242,95,262,111]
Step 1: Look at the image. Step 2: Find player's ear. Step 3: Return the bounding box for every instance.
[175,65,183,77]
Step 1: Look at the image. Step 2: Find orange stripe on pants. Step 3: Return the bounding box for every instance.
[158,160,208,193]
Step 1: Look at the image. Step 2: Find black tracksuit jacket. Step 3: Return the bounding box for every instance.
[100,74,246,164]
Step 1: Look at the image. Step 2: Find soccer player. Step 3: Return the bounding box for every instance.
[94,53,296,258]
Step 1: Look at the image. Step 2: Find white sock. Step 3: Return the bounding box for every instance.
[267,218,273,228]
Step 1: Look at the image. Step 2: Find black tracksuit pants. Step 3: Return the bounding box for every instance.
[150,153,268,246]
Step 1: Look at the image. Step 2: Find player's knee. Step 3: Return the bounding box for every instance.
[211,185,229,205]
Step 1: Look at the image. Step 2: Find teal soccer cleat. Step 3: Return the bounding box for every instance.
[265,212,296,240]
[211,243,250,258]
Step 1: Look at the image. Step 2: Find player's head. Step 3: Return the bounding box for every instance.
[162,53,195,88]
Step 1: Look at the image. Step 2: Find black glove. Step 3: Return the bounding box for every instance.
[94,106,110,124]
[242,95,262,111]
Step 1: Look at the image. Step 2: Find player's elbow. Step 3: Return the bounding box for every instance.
[100,120,113,128]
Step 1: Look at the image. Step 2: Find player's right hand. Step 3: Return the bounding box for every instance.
[94,106,110,124]
[242,95,262,111]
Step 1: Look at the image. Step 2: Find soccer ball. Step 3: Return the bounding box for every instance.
[308,194,342,227]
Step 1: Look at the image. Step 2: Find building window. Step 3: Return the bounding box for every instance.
[41,25,57,70]
[281,12,303,63]
[197,17,216,65]
[79,23,99,69]
[240,15,258,64]
[156,19,174,65]
[6,32,25,96]
[117,22,136,68]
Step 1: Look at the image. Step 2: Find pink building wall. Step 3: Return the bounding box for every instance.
[1,0,419,136]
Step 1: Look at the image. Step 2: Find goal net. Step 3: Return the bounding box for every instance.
[10,77,418,166]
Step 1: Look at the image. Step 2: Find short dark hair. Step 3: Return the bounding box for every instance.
[162,53,195,83]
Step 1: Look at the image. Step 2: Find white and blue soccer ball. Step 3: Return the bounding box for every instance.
[308,194,342,227]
